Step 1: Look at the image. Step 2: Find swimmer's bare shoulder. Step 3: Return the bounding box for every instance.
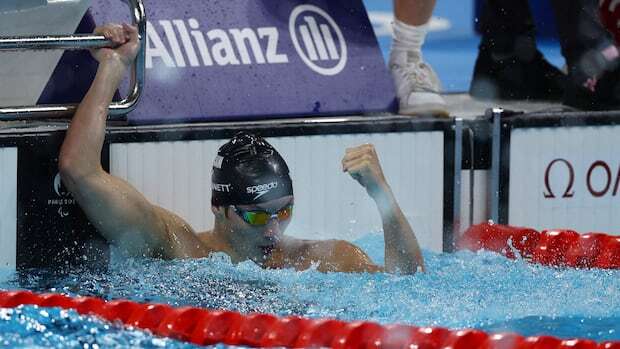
[195,229,231,255]
[150,206,217,259]
[279,237,382,273]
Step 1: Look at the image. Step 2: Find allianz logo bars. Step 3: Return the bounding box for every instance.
[290,5,347,76]
[146,5,346,76]
[89,0,396,123]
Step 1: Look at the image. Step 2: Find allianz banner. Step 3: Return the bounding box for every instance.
[91,0,397,124]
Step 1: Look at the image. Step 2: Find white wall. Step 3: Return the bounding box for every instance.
[458,169,489,237]
[509,126,620,235]
[110,131,446,251]
[0,148,17,269]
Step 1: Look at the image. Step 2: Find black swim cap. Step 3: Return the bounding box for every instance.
[211,132,293,206]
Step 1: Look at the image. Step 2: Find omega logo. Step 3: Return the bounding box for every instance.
[543,158,620,199]
[543,159,575,198]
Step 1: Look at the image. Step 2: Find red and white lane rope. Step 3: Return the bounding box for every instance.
[458,223,620,269]
[1,290,619,348]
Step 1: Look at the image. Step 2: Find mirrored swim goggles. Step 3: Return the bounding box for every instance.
[232,205,293,226]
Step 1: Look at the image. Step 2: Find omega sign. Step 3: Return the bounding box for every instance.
[544,158,620,198]
[145,5,347,76]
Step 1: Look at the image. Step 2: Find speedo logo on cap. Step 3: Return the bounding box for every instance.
[247,182,278,200]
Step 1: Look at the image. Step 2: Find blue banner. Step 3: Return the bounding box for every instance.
[91,0,397,124]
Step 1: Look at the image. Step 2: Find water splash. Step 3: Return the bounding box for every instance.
[1,232,619,344]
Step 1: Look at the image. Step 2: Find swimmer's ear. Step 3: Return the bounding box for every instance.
[211,205,227,218]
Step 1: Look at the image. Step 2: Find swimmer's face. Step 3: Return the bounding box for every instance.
[227,195,294,255]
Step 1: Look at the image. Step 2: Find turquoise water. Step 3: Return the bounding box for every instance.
[1,233,619,347]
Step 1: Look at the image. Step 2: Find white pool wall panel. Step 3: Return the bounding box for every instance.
[458,169,489,237]
[510,126,620,235]
[110,132,445,252]
[0,148,17,268]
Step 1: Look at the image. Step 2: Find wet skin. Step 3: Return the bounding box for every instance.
[199,195,380,272]
[59,23,424,274]
[200,196,294,266]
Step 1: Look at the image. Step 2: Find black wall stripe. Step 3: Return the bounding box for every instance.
[16,132,110,272]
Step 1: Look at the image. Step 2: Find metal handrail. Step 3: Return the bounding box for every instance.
[0,0,146,120]
[0,35,115,51]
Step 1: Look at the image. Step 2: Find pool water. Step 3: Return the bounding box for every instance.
[0,306,205,348]
[1,233,619,347]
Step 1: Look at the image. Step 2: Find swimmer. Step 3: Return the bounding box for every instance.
[59,24,425,274]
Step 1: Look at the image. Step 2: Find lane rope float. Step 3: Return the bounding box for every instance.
[1,290,619,348]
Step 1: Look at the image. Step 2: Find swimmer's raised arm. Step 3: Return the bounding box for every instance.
[59,24,209,259]
[342,144,425,274]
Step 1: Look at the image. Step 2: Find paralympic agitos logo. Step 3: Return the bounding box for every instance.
[543,158,620,198]
[47,173,76,218]
[144,5,347,76]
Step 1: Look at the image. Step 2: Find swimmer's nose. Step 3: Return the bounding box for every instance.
[264,217,280,238]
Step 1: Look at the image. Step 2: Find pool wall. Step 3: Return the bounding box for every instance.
[3,110,620,273]
[0,116,457,270]
[109,129,445,246]
[0,148,16,269]
[493,111,620,237]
